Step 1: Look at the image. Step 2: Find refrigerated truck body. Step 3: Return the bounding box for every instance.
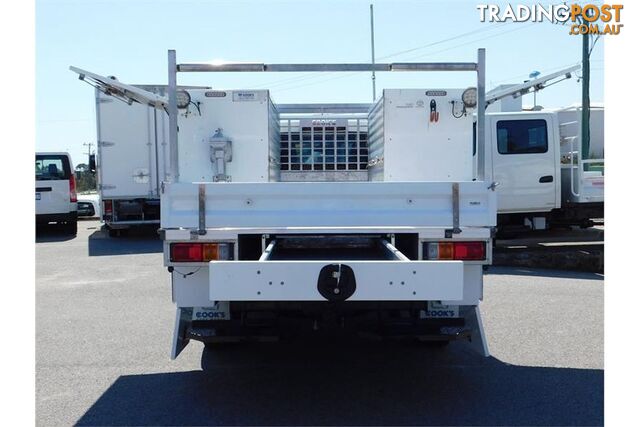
[93,84,208,235]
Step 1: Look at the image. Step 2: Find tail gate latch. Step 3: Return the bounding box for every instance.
[317,264,356,301]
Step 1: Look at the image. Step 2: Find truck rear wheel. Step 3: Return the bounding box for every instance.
[108,228,128,238]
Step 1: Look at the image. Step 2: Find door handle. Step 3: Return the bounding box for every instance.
[539,175,553,183]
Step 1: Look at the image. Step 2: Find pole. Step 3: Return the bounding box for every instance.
[168,49,179,182]
[82,142,94,157]
[370,4,377,102]
[581,31,591,160]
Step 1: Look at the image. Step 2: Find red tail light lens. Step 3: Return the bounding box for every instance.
[171,243,203,262]
[69,174,77,202]
[170,243,231,262]
[426,241,486,261]
[103,200,113,215]
[453,242,486,260]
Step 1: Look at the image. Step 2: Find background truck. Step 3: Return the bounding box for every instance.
[485,79,604,232]
[91,82,208,236]
[72,48,497,359]
[488,107,604,231]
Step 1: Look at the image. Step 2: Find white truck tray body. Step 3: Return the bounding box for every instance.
[161,181,497,230]
[557,106,605,205]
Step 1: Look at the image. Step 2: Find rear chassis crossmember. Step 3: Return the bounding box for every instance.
[172,303,489,358]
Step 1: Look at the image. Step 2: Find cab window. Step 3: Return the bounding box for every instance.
[497,119,548,155]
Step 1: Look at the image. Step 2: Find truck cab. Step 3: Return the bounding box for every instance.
[490,112,561,214]
[486,110,604,230]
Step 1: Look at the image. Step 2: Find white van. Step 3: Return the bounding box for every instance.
[35,152,78,234]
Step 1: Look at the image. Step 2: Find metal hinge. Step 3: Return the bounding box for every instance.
[189,183,207,237]
[99,184,116,190]
[445,182,462,238]
[367,156,384,168]
[98,140,115,147]
[97,98,115,104]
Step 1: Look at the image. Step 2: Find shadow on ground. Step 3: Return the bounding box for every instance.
[35,225,77,243]
[87,228,162,256]
[76,341,603,426]
[494,227,604,273]
[486,266,603,281]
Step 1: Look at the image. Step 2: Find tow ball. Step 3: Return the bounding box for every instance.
[317,264,356,301]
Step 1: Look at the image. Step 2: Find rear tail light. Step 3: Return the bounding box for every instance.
[426,241,486,261]
[170,243,231,262]
[69,174,77,202]
[103,200,113,216]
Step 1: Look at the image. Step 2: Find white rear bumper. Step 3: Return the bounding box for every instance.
[210,260,463,301]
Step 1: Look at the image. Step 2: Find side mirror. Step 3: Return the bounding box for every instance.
[89,154,96,173]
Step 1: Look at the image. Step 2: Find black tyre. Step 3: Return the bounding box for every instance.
[63,220,78,235]
[108,228,128,238]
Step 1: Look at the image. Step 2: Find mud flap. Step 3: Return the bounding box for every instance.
[465,306,490,357]
[171,307,193,359]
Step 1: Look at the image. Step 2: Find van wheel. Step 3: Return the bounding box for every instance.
[64,220,77,235]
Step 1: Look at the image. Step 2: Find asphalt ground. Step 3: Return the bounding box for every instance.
[36,220,603,426]
[494,226,604,273]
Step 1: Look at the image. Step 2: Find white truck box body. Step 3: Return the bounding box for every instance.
[95,87,169,198]
[176,90,280,183]
[368,89,474,182]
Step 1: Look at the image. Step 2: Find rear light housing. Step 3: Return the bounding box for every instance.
[425,241,486,261]
[69,174,77,203]
[103,200,113,218]
[170,242,232,262]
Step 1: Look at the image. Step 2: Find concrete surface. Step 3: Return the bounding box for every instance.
[36,220,603,426]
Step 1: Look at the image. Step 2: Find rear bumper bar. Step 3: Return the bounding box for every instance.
[36,212,77,224]
[210,260,463,302]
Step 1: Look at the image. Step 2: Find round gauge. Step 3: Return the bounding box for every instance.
[176,90,191,109]
[462,87,478,108]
